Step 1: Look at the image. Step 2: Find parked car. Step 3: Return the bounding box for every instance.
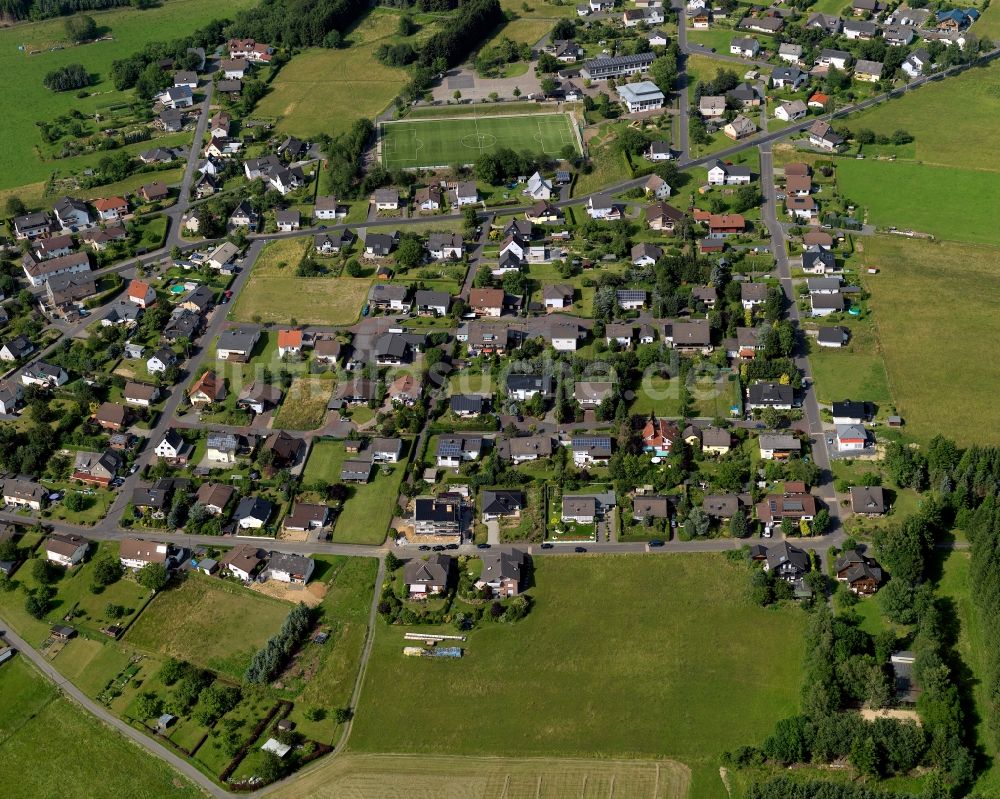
[574,546,587,553]
[649,539,665,547]
[418,545,431,551]
[476,543,491,550]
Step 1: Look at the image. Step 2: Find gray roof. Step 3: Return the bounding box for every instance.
[235,496,274,522]
[759,433,801,451]
[403,553,452,585]
[482,490,524,516]
[479,548,525,584]
[766,541,809,572]
[747,382,793,406]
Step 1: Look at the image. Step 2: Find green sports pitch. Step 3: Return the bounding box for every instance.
[381,113,579,168]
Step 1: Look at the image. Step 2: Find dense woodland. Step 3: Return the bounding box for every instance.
[225,0,369,48]
[0,0,139,23]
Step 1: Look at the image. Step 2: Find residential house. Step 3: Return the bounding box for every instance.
[436,436,483,468]
[404,554,452,596]
[708,161,752,185]
[524,171,553,200]
[275,209,300,232]
[94,402,128,431]
[644,174,671,199]
[137,182,169,203]
[616,288,647,310]
[93,196,128,222]
[730,36,760,58]
[642,416,679,457]
[448,181,478,206]
[525,200,563,223]
[44,533,88,566]
[0,381,24,414]
[817,326,849,347]
[371,437,404,464]
[12,212,51,240]
[811,291,845,316]
[388,373,421,406]
[739,15,783,33]
[571,435,611,467]
[500,435,553,464]
[763,541,810,581]
[884,25,915,46]
[481,490,524,522]
[507,374,552,401]
[836,423,869,451]
[372,188,400,211]
[414,186,442,211]
[276,329,304,358]
[20,362,68,388]
[235,496,275,530]
[216,326,260,361]
[146,347,177,375]
[263,431,303,468]
[161,86,193,109]
[747,381,793,410]
[542,283,574,311]
[836,549,883,595]
[221,545,267,582]
[119,538,170,570]
[364,232,396,258]
[663,319,712,352]
[279,501,328,533]
[32,233,74,259]
[708,214,746,236]
[902,48,932,77]
[154,429,192,464]
[816,48,852,70]
[854,59,883,82]
[702,427,732,454]
[587,194,619,220]
[126,279,156,309]
[778,42,804,63]
[808,120,845,150]
[631,242,662,266]
[802,246,838,274]
[267,551,315,584]
[0,337,34,363]
[646,202,685,232]
[775,100,807,121]
[450,394,484,418]
[562,496,597,524]
[228,202,258,231]
[470,288,506,317]
[194,483,234,516]
[740,282,768,309]
[315,231,351,255]
[703,493,746,520]
[787,195,817,220]
[206,432,238,464]
[633,494,672,524]
[237,381,282,415]
[758,433,801,460]
[548,320,581,351]
[413,496,463,538]
[221,58,249,79]
[53,196,93,232]
[575,381,614,408]
[645,141,673,161]
[71,450,121,487]
[843,19,878,39]
[427,233,464,261]
[727,83,760,108]
[723,115,757,140]
[21,250,91,288]
[698,95,726,118]
[477,549,526,597]
[124,382,159,407]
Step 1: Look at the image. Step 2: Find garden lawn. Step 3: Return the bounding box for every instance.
[836,159,999,246]
[841,58,1000,171]
[0,0,256,193]
[0,656,201,798]
[382,113,578,169]
[351,554,805,797]
[574,124,633,195]
[302,438,348,485]
[273,377,332,430]
[807,318,892,409]
[256,11,424,139]
[231,238,372,325]
[124,574,290,680]
[334,460,408,545]
[860,236,1000,445]
[684,53,744,87]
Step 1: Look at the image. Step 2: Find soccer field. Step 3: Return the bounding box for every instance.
[382,113,579,168]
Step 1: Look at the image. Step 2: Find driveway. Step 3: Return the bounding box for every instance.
[486,519,500,545]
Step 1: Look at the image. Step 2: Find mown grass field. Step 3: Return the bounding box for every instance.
[860,236,1000,445]
[257,10,420,138]
[841,58,1000,171]
[0,0,255,193]
[302,439,407,545]
[484,16,556,48]
[273,752,691,799]
[383,112,578,169]
[231,238,372,325]
[351,554,805,798]
[836,159,998,246]
[0,656,200,798]
[125,574,290,679]
[807,317,893,409]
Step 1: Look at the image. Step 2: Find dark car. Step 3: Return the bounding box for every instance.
[540,543,554,549]
[476,543,491,550]
[649,539,665,547]
[574,546,587,553]
[432,545,446,551]
[418,545,431,551]
[445,543,459,550]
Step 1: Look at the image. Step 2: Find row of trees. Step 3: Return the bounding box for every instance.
[244,603,314,684]
[226,0,368,49]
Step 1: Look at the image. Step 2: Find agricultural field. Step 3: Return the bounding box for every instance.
[836,159,998,246]
[0,0,257,194]
[0,656,200,798]
[382,113,579,169]
[272,752,691,799]
[841,58,1000,171]
[483,17,556,48]
[351,554,806,798]
[860,236,1000,445]
[231,238,372,326]
[273,377,332,431]
[257,10,425,139]
[125,574,291,680]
